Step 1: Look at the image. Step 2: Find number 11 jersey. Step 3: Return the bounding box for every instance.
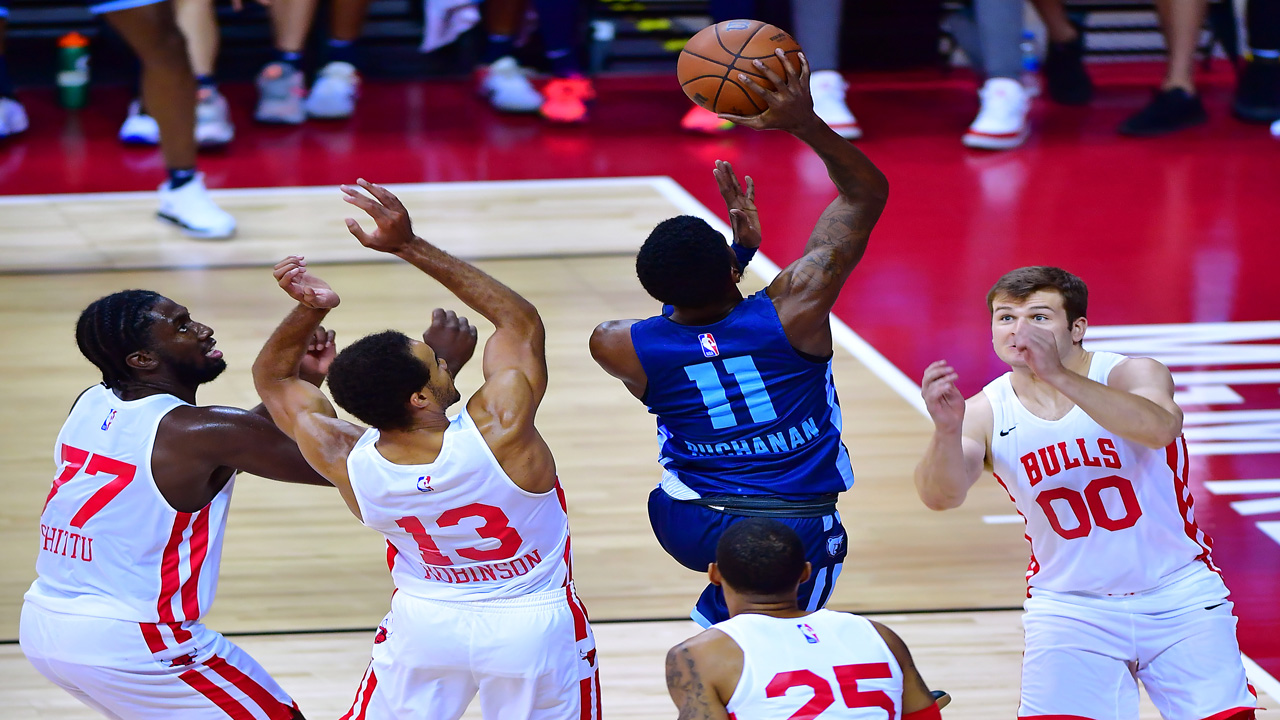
[631,291,854,501]
[984,351,1218,596]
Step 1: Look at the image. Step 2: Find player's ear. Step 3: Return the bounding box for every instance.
[1071,316,1088,345]
[708,563,723,586]
[126,349,158,372]
[798,562,812,586]
[409,390,431,409]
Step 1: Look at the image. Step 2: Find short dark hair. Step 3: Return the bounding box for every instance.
[635,215,733,308]
[75,290,164,389]
[716,518,807,596]
[327,330,431,431]
[987,266,1089,325]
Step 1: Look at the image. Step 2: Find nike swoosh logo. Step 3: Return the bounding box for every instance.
[1205,603,1225,611]
[999,426,1016,437]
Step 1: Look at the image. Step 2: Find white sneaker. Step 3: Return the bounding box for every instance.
[0,97,28,138]
[120,100,160,145]
[478,56,543,113]
[157,173,236,239]
[963,77,1030,150]
[810,70,862,139]
[195,87,234,147]
[305,61,360,119]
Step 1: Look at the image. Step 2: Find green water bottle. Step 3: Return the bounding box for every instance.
[57,32,90,109]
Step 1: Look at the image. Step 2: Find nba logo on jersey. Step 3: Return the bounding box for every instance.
[798,623,820,644]
[100,409,117,431]
[698,333,719,358]
[416,476,434,492]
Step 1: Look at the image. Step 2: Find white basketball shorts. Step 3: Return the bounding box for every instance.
[1019,567,1256,720]
[20,601,297,720]
[342,584,600,720]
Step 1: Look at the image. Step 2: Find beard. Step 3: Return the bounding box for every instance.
[430,382,462,410]
[171,355,228,386]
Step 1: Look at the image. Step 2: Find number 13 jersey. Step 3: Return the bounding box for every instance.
[631,291,854,500]
[26,384,234,624]
[984,351,1218,596]
[345,409,572,602]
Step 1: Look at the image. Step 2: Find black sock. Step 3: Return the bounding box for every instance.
[482,35,515,65]
[546,48,579,77]
[168,168,197,190]
[0,56,13,98]
[1248,0,1280,54]
[275,50,303,69]
[325,39,358,67]
[195,74,217,91]
[531,0,580,75]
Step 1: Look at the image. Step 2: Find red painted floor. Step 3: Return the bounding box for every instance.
[4,62,1280,678]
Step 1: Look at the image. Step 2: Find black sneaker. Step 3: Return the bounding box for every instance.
[1043,34,1094,105]
[1118,88,1208,136]
[1232,59,1280,123]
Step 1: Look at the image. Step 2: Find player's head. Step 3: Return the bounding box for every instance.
[327,330,460,430]
[636,215,738,308]
[710,518,811,607]
[987,266,1089,367]
[76,290,227,390]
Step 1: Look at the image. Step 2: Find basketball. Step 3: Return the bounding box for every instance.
[677,19,803,116]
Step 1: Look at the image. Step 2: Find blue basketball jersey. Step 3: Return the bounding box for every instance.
[631,291,855,500]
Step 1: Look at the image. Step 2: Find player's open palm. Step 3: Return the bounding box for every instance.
[922,360,965,431]
[713,160,760,249]
[274,255,341,310]
[342,179,415,254]
[719,49,815,134]
[423,308,478,375]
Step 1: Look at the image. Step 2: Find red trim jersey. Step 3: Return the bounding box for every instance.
[715,609,905,720]
[346,409,572,602]
[25,384,232,623]
[984,351,1217,596]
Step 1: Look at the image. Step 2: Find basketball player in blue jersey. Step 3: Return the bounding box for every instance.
[590,50,889,626]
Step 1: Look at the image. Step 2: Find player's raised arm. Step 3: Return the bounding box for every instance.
[722,50,889,357]
[914,361,989,510]
[252,257,363,514]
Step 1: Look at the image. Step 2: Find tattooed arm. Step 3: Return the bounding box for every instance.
[665,630,741,720]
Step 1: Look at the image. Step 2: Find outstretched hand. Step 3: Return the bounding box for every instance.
[423,308,478,376]
[718,50,816,134]
[299,325,338,387]
[342,179,416,254]
[274,255,341,310]
[922,360,965,432]
[713,160,760,249]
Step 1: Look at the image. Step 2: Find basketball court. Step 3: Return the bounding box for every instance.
[1,65,1278,718]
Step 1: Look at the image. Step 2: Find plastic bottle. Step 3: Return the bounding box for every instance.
[1020,30,1041,98]
[57,32,91,109]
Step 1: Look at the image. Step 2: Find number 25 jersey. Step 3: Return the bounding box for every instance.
[984,351,1217,596]
[631,291,855,500]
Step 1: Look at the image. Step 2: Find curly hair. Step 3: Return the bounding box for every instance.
[716,518,807,596]
[987,266,1089,325]
[75,290,164,389]
[635,215,733,308]
[327,330,431,431]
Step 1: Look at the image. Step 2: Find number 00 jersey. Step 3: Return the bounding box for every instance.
[25,384,234,624]
[714,609,904,720]
[631,291,854,500]
[345,409,572,602]
[984,351,1218,596]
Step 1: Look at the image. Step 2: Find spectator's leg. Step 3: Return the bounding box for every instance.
[302,0,368,118]
[102,0,234,237]
[708,0,754,23]
[0,7,28,139]
[534,0,594,122]
[1233,0,1280,122]
[794,0,860,138]
[479,0,543,114]
[1028,0,1092,104]
[174,0,232,146]
[270,0,318,63]
[1118,0,1209,134]
[962,0,1030,150]
[256,0,316,123]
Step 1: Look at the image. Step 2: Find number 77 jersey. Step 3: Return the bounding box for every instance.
[631,291,855,500]
[26,384,233,624]
[984,351,1219,597]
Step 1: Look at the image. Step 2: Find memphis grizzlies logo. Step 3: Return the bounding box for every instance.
[827,532,845,557]
[698,333,719,358]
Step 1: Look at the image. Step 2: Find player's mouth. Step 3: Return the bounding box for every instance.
[204,339,223,360]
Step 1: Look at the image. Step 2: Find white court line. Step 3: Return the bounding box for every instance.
[651,174,1280,701]
[983,515,1025,525]
[0,175,678,205]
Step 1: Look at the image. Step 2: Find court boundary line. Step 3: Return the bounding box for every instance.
[651,175,1280,700]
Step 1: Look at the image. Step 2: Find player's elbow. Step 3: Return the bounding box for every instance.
[914,470,966,511]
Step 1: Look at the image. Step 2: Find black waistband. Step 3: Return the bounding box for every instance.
[684,493,840,518]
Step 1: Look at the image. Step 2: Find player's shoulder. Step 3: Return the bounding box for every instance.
[668,627,743,675]
[1104,354,1173,388]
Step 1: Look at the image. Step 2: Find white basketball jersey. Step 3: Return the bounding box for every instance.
[984,351,1217,596]
[716,609,904,720]
[346,409,572,602]
[25,384,233,623]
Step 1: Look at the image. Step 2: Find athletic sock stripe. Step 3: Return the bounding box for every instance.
[206,655,292,720]
[158,512,193,622]
[180,667,256,720]
[181,509,211,618]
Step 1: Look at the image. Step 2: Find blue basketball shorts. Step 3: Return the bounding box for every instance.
[648,487,848,627]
